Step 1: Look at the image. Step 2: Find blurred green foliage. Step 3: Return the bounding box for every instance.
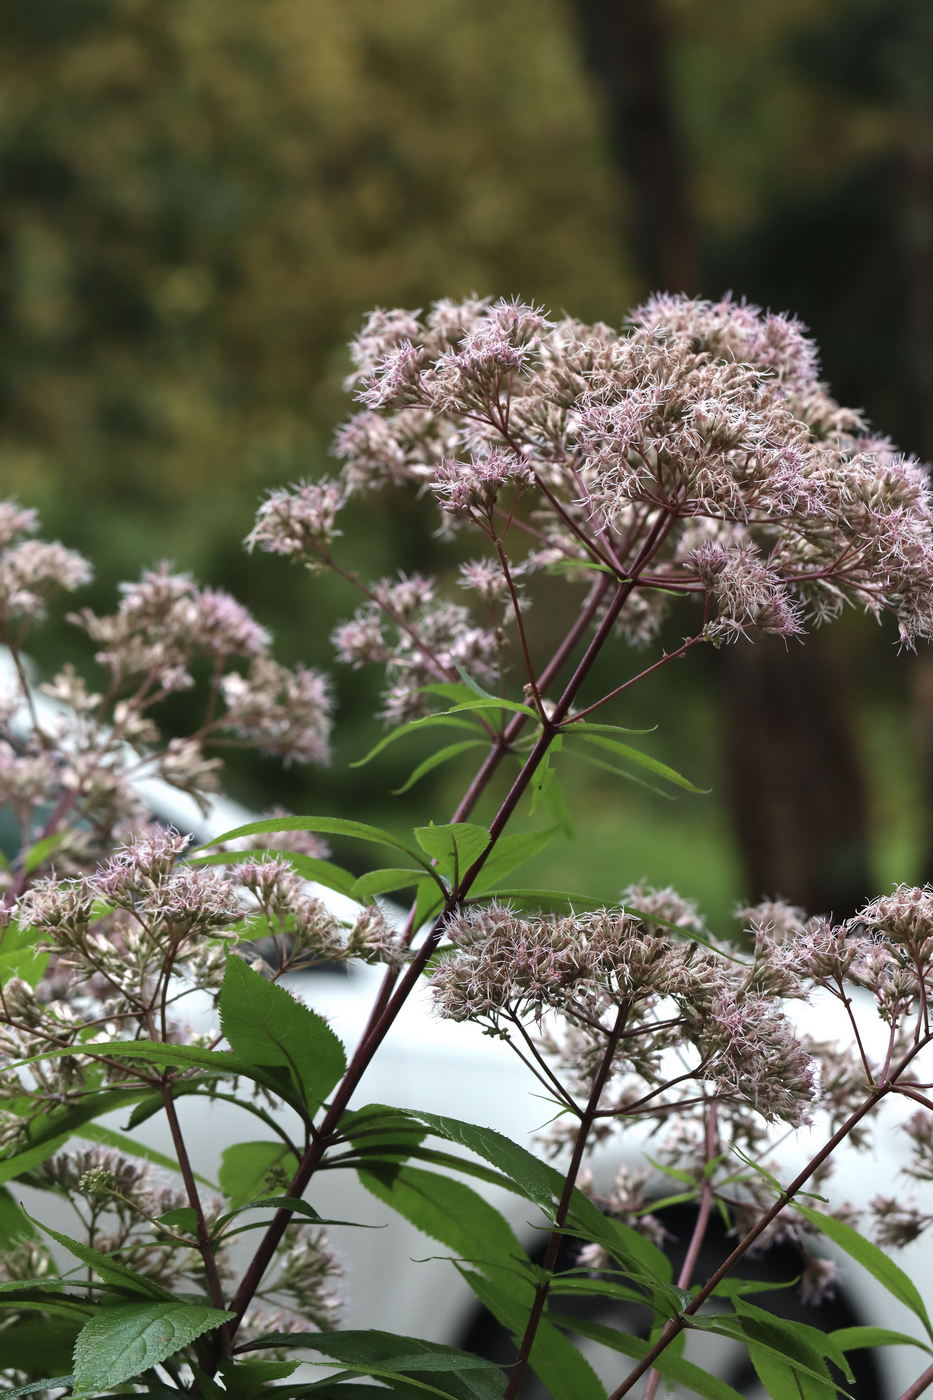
[1,0,930,923]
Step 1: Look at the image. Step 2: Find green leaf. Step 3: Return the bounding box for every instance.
[342,1103,429,1154]
[217,1195,357,1232]
[0,1379,74,1399]
[239,1330,506,1400]
[5,1039,301,1103]
[439,697,539,721]
[394,740,488,794]
[743,1342,824,1399]
[528,742,573,836]
[553,1315,746,1400]
[350,867,440,900]
[190,816,429,869]
[218,1140,297,1207]
[469,826,559,893]
[408,1110,674,1297]
[73,1302,234,1390]
[794,1203,933,1336]
[413,823,490,884]
[460,1267,603,1400]
[25,1213,173,1298]
[191,849,358,898]
[559,720,656,737]
[219,954,347,1116]
[0,1317,82,1375]
[358,1163,527,1275]
[218,1359,300,1399]
[407,1111,560,1216]
[573,732,707,792]
[0,1188,34,1247]
[569,744,678,799]
[351,713,482,769]
[23,832,68,874]
[695,1299,853,1398]
[830,1325,931,1354]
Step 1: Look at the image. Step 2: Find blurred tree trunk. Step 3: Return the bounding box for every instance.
[566,0,873,917]
[720,639,871,917]
[902,97,933,879]
[565,0,697,293]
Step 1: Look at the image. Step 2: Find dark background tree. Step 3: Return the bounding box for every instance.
[1,0,930,923]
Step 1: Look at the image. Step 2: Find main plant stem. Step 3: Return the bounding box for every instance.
[503,1006,629,1400]
[224,515,676,1350]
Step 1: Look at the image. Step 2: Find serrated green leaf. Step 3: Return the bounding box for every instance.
[219,955,347,1116]
[413,823,490,884]
[549,1274,653,1308]
[25,1212,173,1299]
[409,1110,674,1297]
[0,1085,156,1185]
[394,740,487,794]
[218,1140,297,1207]
[695,1299,852,1398]
[744,1340,832,1400]
[794,1203,933,1336]
[5,1038,300,1103]
[73,1302,234,1390]
[408,1111,559,1216]
[358,1164,527,1276]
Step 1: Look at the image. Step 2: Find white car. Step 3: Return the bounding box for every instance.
[2,657,924,1399]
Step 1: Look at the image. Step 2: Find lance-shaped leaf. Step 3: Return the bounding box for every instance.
[190,815,430,870]
[794,1202,933,1337]
[237,1330,506,1400]
[569,731,707,792]
[552,1315,746,1400]
[191,848,359,898]
[469,826,559,893]
[461,1266,603,1400]
[26,1213,173,1299]
[219,955,347,1117]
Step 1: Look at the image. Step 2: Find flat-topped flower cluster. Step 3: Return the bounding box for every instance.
[248,294,933,724]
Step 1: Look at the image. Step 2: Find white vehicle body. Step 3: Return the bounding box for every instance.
[2,653,928,1396]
